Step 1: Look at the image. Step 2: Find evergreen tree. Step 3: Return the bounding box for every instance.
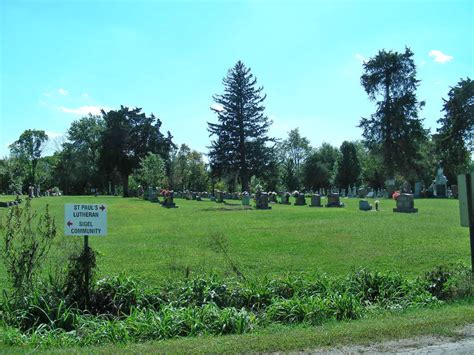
[208,61,275,192]
[359,47,428,179]
[435,78,473,181]
[334,141,361,188]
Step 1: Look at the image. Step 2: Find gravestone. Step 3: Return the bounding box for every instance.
[326,193,344,207]
[242,192,250,206]
[393,193,418,213]
[150,189,159,203]
[255,192,271,209]
[215,190,224,203]
[358,187,367,198]
[309,194,322,207]
[434,167,448,197]
[359,199,372,211]
[293,191,306,206]
[414,182,423,198]
[162,190,178,208]
[280,192,291,204]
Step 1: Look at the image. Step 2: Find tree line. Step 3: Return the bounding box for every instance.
[0,47,472,196]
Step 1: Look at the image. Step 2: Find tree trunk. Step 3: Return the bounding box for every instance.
[122,174,129,197]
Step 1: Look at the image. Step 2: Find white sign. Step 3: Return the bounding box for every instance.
[458,174,474,228]
[64,204,107,236]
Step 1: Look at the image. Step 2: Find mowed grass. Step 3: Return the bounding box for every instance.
[0,195,469,287]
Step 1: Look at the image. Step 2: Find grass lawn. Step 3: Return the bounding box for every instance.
[0,195,469,285]
[0,195,471,352]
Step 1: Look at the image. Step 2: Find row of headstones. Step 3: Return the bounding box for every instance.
[249,192,346,210]
[251,192,418,213]
[0,197,22,208]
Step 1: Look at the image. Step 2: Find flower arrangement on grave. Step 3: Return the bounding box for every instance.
[392,191,400,200]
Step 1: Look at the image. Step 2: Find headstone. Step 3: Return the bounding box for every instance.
[358,187,367,198]
[150,189,159,203]
[255,191,271,209]
[293,191,306,206]
[414,182,423,198]
[242,192,250,206]
[28,186,34,198]
[434,166,448,197]
[393,193,418,213]
[359,199,372,211]
[326,193,344,207]
[309,194,322,207]
[367,191,374,198]
[280,192,291,204]
[162,190,178,208]
[215,190,224,203]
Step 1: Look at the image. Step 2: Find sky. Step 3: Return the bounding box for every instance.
[1,0,472,158]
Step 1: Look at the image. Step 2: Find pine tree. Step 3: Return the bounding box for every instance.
[208,61,274,192]
[359,47,428,179]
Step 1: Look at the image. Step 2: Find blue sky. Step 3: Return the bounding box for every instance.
[1,0,472,157]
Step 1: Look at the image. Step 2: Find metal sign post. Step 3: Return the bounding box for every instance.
[458,173,474,275]
[64,204,107,307]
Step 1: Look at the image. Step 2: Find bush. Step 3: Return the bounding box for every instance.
[424,264,473,300]
[0,200,56,293]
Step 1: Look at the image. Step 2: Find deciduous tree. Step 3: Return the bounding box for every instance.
[435,77,474,181]
[99,106,174,197]
[9,129,48,187]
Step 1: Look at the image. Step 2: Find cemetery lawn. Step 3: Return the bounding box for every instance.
[0,195,470,286]
[0,196,472,351]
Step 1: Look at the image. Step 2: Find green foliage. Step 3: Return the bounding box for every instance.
[133,152,166,189]
[208,61,275,192]
[55,115,105,195]
[334,141,361,188]
[2,267,460,347]
[169,145,209,191]
[9,129,48,187]
[63,246,97,309]
[435,77,474,182]
[0,200,57,293]
[423,263,473,300]
[359,47,428,179]
[278,129,312,190]
[99,106,175,197]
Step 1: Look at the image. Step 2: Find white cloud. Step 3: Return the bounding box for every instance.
[45,131,63,139]
[43,92,52,97]
[210,103,224,112]
[58,88,69,96]
[81,93,89,99]
[429,50,453,63]
[58,105,106,115]
[355,53,367,64]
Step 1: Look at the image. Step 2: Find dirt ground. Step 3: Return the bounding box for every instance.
[301,324,474,354]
